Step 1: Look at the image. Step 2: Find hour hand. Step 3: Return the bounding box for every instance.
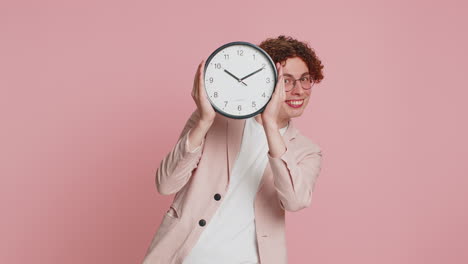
[224,69,247,86]
[240,66,265,81]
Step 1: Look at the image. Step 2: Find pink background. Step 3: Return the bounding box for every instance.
[1,0,467,263]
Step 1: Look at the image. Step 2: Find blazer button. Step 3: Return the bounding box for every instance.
[214,193,221,201]
[199,219,206,227]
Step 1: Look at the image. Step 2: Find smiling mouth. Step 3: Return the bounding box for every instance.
[285,99,304,108]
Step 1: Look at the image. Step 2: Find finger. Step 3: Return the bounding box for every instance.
[276,69,284,88]
[272,81,281,100]
[275,76,285,100]
[194,75,198,98]
[278,64,285,94]
[198,60,206,96]
[192,69,197,97]
[276,62,283,83]
[193,61,202,97]
[195,61,204,97]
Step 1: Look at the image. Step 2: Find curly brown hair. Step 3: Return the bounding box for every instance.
[259,35,324,84]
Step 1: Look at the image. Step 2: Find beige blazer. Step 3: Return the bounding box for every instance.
[142,110,323,264]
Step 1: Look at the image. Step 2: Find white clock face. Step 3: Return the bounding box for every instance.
[204,42,277,119]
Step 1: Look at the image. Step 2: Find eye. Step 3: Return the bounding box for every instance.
[284,78,291,84]
[301,76,311,82]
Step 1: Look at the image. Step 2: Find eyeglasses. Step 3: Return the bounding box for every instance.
[283,75,315,92]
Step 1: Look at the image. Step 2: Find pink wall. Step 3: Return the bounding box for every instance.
[1,0,467,263]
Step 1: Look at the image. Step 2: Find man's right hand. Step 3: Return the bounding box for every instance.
[192,59,216,127]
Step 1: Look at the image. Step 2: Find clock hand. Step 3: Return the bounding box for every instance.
[239,66,265,81]
[223,69,247,86]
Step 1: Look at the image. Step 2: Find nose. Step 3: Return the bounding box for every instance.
[289,81,306,95]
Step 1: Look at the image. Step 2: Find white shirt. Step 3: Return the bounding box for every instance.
[183,117,288,264]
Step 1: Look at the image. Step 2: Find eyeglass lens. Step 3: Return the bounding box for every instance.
[284,76,313,91]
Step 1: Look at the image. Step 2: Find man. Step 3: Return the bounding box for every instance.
[142,35,325,264]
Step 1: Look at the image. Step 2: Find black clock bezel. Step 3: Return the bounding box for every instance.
[203,41,278,120]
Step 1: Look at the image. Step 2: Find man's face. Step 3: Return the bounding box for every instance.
[279,57,312,120]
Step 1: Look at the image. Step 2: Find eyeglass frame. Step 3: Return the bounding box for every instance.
[282,73,315,92]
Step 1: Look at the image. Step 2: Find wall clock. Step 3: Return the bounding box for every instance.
[204,41,277,119]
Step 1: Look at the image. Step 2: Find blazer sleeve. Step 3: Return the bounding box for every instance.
[268,141,323,212]
[155,109,205,195]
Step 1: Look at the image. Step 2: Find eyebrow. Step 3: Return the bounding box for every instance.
[283,72,310,77]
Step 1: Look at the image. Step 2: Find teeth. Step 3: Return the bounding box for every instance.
[287,100,303,105]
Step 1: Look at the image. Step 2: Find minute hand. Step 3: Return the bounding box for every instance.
[240,67,265,81]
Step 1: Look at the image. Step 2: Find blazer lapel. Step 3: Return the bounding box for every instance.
[282,119,298,142]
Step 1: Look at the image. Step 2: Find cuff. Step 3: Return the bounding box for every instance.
[267,146,296,179]
[267,146,292,165]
